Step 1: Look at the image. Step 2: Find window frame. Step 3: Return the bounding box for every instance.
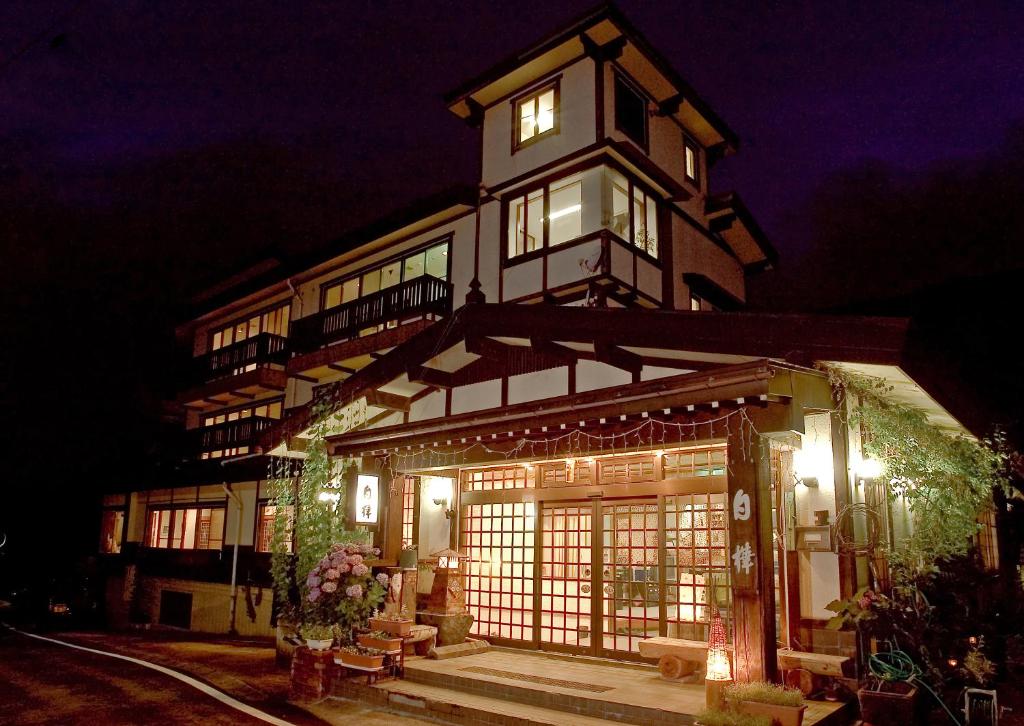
[613,70,650,152]
[207,300,291,353]
[144,504,227,552]
[254,499,295,554]
[500,159,663,266]
[318,234,453,313]
[200,397,284,429]
[99,506,127,554]
[683,134,701,187]
[511,78,561,153]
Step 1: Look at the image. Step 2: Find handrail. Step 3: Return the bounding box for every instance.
[193,416,277,452]
[194,332,289,382]
[292,274,453,352]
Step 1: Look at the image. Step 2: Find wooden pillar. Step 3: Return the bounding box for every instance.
[829,409,857,598]
[727,420,779,683]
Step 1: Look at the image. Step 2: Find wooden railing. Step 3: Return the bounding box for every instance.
[291,274,453,352]
[193,332,289,383]
[192,416,277,453]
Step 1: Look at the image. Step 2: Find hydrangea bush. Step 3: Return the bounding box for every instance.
[304,541,388,643]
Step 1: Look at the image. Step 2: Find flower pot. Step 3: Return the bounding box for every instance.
[358,633,403,652]
[304,638,334,651]
[337,649,386,670]
[399,548,418,569]
[369,617,413,636]
[858,684,917,726]
[735,701,807,726]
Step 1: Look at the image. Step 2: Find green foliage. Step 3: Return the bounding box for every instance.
[299,622,334,641]
[723,681,804,707]
[825,366,1009,570]
[695,709,771,726]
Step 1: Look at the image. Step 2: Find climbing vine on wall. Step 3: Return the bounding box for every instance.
[826,366,1008,570]
[267,399,370,621]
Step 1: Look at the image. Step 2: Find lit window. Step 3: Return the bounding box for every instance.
[603,167,658,259]
[99,509,124,554]
[516,84,557,148]
[256,503,294,553]
[690,294,702,311]
[507,173,584,258]
[614,74,647,148]
[322,239,450,310]
[209,303,290,351]
[145,507,225,550]
[684,136,700,185]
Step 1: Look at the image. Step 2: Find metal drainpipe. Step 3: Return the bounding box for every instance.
[220,451,264,636]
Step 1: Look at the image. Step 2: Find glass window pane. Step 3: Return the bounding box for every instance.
[268,401,282,418]
[212,331,222,351]
[606,168,630,238]
[279,305,289,333]
[537,89,555,133]
[519,98,536,142]
[645,194,658,258]
[324,285,341,309]
[426,243,448,279]
[380,261,401,289]
[548,175,582,247]
[403,252,425,281]
[526,189,543,254]
[508,195,526,257]
[685,145,697,180]
[362,269,381,295]
[221,327,233,347]
[342,278,360,303]
[248,316,260,338]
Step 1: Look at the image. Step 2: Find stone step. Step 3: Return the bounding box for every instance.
[403,659,688,725]
[373,679,628,726]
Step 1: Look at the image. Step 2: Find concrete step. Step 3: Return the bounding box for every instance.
[373,679,629,726]
[403,659,685,725]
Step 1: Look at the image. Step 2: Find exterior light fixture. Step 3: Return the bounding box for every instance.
[792,448,823,489]
[318,491,340,505]
[947,658,959,668]
[856,457,883,481]
[705,608,732,709]
[429,477,455,519]
[968,636,979,647]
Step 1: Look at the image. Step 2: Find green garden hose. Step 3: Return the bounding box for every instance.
[868,647,963,725]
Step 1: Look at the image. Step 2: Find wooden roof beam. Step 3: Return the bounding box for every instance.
[408,365,454,390]
[595,342,643,374]
[531,337,579,364]
[366,389,411,413]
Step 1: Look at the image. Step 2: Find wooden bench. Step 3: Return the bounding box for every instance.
[638,638,850,692]
[402,624,438,656]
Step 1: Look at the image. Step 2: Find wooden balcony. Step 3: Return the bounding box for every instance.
[291,275,453,354]
[190,415,277,456]
[191,332,289,384]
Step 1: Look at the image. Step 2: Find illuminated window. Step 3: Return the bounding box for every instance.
[401,477,417,548]
[665,493,730,641]
[321,239,450,311]
[462,501,536,642]
[684,136,700,185]
[506,173,584,258]
[690,294,702,311]
[461,465,532,492]
[145,507,225,550]
[540,505,592,647]
[604,167,658,258]
[256,503,294,553]
[99,509,124,554]
[515,83,558,148]
[614,74,647,149]
[199,399,283,460]
[210,303,290,352]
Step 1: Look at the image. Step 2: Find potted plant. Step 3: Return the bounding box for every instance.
[357,630,404,652]
[399,545,418,570]
[369,607,414,636]
[303,541,389,645]
[695,709,772,726]
[299,623,335,651]
[724,682,806,726]
[336,644,386,670]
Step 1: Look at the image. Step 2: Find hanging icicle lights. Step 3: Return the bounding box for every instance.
[338,407,761,480]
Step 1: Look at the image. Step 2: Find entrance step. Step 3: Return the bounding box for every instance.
[374,679,626,726]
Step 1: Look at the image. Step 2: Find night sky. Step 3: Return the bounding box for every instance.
[2,2,1022,571]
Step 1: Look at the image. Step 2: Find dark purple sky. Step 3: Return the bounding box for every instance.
[4,1,1023,269]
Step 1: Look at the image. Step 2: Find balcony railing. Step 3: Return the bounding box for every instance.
[292,274,453,352]
[192,416,277,454]
[192,332,289,383]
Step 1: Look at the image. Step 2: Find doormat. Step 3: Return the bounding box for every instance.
[458,666,614,693]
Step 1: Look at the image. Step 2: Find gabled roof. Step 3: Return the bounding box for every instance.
[445,2,739,151]
[259,303,981,455]
[705,191,778,272]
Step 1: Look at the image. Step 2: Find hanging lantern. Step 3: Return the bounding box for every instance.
[706,609,731,681]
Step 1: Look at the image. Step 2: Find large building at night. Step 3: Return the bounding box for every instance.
[97,4,993,684]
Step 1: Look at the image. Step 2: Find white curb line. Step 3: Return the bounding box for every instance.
[2,623,295,726]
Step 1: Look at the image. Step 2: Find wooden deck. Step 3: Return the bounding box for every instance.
[389,648,853,725]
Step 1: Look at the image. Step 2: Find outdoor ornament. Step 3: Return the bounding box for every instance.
[705,603,732,709]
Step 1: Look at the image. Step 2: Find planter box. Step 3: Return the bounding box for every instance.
[735,700,807,726]
[358,633,403,652]
[304,638,334,651]
[399,548,418,569]
[858,684,917,726]
[337,650,385,670]
[369,617,413,636]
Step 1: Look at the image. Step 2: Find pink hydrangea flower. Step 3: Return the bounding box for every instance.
[346,584,363,599]
[322,581,338,593]
[337,562,350,574]
[351,563,369,577]
[308,587,321,602]
[325,568,340,580]
[376,573,390,587]
[348,554,363,565]
[307,575,321,587]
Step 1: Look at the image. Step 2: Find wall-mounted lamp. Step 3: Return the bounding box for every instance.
[792,448,825,489]
[856,457,883,484]
[429,476,456,519]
